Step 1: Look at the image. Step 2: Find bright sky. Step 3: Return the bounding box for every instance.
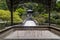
[56,0,60,3]
[57,0,60,1]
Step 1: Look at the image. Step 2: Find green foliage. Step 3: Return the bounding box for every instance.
[0,10,22,23]
[50,17,56,24]
[0,0,60,25]
[50,12,60,24]
[37,4,45,13]
[34,17,46,24]
[51,11,58,19]
[24,2,38,10]
[33,14,46,24]
[22,3,45,14]
[51,12,60,19]
[0,0,8,10]
[55,1,60,12]
[34,13,57,24]
[16,8,26,16]
[56,13,60,19]
[56,19,60,24]
[56,1,60,8]
[16,8,26,14]
[40,14,48,19]
[0,10,10,21]
[13,12,22,23]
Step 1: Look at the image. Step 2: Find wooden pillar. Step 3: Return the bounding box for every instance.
[48,0,51,27]
[10,0,13,26]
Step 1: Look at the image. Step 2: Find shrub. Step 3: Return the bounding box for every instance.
[40,14,48,19]
[0,10,10,21]
[16,8,26,16]
[50,17,56,24]
[13,12,22,23]
[34,16,46,24]
[0,10,22,23]
[55,19,60,24]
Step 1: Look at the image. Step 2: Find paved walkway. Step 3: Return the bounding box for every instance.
[4,30,60,39]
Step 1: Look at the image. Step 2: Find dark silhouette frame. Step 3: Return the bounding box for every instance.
[6,0,56,26]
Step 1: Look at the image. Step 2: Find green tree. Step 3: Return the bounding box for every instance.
[16,8,26,16]
[0,10,22,23]
[0,0,8,10]
[55,1,60,12]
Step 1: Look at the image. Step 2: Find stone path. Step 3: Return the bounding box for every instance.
[4,30,60,39]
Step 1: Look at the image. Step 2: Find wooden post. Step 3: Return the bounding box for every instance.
[11,0,13,26]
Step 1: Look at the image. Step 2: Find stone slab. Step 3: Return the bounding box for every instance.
[4,30,60,39]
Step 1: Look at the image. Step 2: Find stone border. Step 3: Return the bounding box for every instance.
[0,25,60,34]
[0,26,14,34]
[49,26,60,36]
[0,25,60,40]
